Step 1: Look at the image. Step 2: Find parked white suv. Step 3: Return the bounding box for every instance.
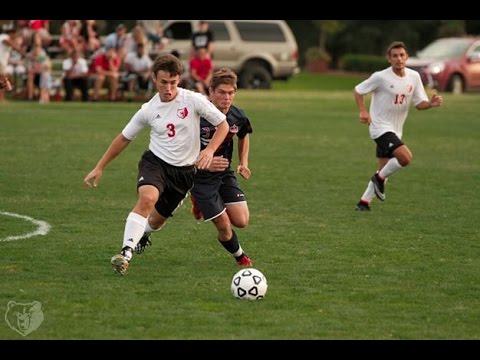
[156,20,299,89]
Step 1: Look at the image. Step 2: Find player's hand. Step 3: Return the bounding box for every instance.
[196,148,214,170]
[0,76,12,91]
[207,156,229,172]
[359,110,371,125]
[236,164,251,180]
[430,93,443,107]
[84,168,102,189]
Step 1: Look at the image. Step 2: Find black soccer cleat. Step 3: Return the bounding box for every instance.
[371,173,386,201]
[134,233,152,255]
[355,201,371,211]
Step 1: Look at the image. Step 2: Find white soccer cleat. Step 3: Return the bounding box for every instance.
[111,253,129,275]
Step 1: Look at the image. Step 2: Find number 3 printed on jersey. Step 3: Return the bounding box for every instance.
[166,123,176,137]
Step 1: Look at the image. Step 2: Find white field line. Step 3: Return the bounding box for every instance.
[0,211,51,242]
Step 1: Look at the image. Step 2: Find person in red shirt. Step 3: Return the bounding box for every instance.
[28,20,51,47]
[90,47,120,101]
[188,48,213,95]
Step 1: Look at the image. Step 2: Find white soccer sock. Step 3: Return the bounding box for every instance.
[122,212,148,252]
[379,158,403,179]
[360,180,376,203]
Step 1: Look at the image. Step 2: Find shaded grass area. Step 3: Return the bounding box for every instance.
[273,71,367,91]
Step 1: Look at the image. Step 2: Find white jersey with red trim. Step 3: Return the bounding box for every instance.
[355,67,428,140]
[122,88,225,166]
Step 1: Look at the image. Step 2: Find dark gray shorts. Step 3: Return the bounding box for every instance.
[191,170,246,221]
[137,150,196,218]
[374,132,404,158]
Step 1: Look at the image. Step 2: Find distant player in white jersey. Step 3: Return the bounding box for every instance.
[353,41,443,211]
[84,54,229,275]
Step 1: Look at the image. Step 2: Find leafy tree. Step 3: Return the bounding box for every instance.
[438,20,466,37]
[311,20,344,51]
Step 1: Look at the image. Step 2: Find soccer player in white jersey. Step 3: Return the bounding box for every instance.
[84,54,229,275]
[353,41,443,211]
[135,68,254,267]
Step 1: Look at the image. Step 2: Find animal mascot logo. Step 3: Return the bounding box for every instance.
[5,301,44,336]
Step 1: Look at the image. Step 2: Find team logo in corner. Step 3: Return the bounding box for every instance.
[5,300,44,336]
[177,107,189,119]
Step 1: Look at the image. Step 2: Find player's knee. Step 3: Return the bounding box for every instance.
[138,195,157,210]
[231,214,249,228]
[399,154,412,167]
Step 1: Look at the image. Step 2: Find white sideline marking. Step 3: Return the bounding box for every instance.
[0,211,51,242]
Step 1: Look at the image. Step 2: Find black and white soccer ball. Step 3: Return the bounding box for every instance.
[231,268,268,300]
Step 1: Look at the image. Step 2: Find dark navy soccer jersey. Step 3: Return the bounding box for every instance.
[199,104,253,164]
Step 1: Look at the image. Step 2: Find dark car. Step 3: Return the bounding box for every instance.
[407,37,480,94]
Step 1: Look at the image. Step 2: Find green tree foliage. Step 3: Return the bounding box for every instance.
[437,20,466,37]
[311,20,344,50]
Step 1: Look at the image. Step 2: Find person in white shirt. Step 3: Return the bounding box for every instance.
[353,41,443,211]
[62,49,89,101]
[123,42,152,99]
[84,54,229,275]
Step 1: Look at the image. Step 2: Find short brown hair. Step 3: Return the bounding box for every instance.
[210,68,237,91]
[152,54,183,77]
[387,41,408,56]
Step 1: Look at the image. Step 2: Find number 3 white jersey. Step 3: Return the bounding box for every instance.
[122,88,226,167]
[355,67,428,140]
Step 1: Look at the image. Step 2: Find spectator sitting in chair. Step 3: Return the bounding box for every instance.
[123,42,152,101]
[62,49,89,101]
[90,46,120,101]
[188,48,213,95]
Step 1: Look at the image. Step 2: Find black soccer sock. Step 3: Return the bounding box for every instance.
[218,230,243,259]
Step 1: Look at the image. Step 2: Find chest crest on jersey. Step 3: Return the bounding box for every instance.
[229,124,239,134]
[177,107,189,119]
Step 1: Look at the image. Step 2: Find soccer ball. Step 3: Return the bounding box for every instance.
[231,268,268,300]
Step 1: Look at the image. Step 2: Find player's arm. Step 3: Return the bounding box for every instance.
[416,94,443,110]
[0,76,12,91]
[207,156,229,172]
[236,134,251,180]
[197,120,229,170]
[84,134,131,188]
[353,89,371,125]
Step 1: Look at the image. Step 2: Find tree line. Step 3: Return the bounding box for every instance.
[287,20,480,67]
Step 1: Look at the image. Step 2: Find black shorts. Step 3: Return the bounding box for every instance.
[191,170,246,221]
[137,150,196,218]
[374,132,404,158]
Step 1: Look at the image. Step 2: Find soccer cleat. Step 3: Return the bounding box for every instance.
[236,254,253,267]
[371,173,386,201]
[134,233,152,254]
[191,195,203,220]
[355,201,371,211]
[111,246,132,275]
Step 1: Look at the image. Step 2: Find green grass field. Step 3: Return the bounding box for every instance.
[1,80,479,339]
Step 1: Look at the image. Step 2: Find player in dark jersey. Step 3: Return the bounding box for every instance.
[135,68,253,266]
[191,68,253,266]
